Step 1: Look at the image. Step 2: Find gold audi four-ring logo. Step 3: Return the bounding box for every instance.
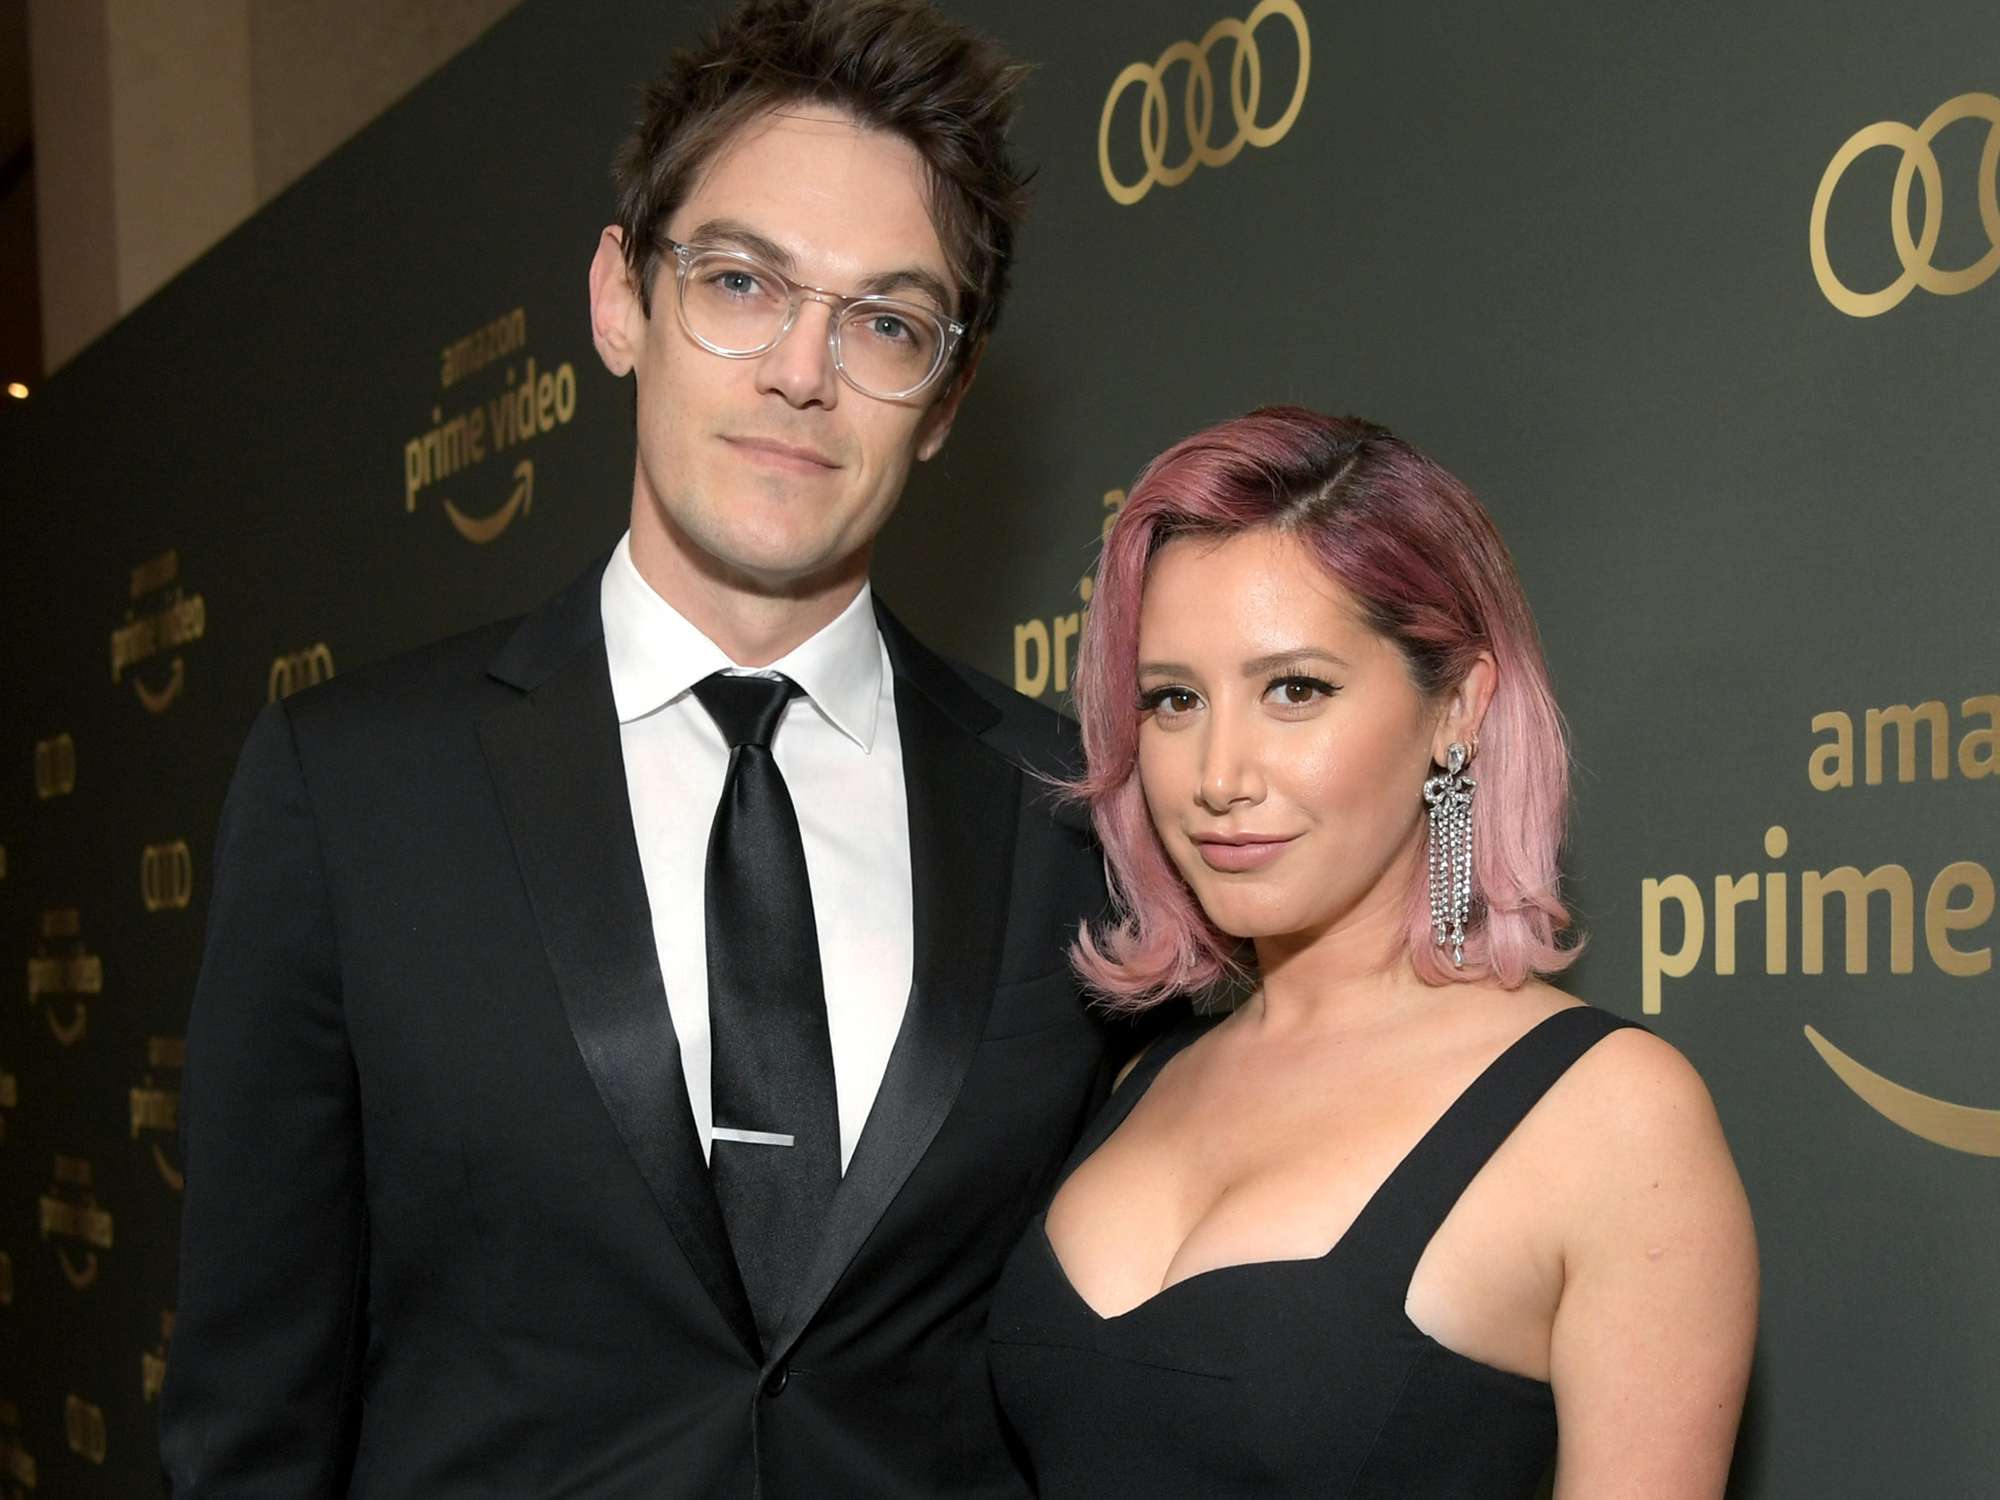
[268,642,336,703]
[1811,91,2000,317]
[1098,0,1311,206]
[141,842,194,913]
[35,733,76,799]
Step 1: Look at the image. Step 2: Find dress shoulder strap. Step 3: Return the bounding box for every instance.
[1118,1008,1215,1097]
[1347,1005,1643,1293]
[1054,1007,1218,1190]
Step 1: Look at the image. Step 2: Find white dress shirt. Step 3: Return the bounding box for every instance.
[600,532,913,1171]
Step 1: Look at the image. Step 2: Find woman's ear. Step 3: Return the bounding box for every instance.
[1432,650,1497,764]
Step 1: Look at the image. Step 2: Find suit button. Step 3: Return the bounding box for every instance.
[763,1366,789,1398]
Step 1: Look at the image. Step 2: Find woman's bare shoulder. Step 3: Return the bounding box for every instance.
[1548,994,1718,1131]
[1508,988,1747,1245]
[1532,993,1758,1494]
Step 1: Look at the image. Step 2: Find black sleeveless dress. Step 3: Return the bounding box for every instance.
[988,1005,1637,1498]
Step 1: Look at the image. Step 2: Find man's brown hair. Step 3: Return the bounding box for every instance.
[612,0,1032,372]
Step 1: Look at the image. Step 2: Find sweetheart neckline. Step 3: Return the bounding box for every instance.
[1037,1210,1347,1323]
[1032,1216,1552,1391]
[1039,1021,1455,1325]
[1027,1008,1627,1383]
[1038,1004,1624,1327]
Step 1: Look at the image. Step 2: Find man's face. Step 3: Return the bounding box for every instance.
[593,105,969,597]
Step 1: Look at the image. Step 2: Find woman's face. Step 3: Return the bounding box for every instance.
[1135,527,1446,949]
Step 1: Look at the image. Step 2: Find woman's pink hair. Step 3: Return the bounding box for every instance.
[1070,406,1580,1006]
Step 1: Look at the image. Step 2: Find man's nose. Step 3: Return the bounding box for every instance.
[754,298,842,408]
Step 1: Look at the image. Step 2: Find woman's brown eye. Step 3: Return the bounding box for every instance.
[1268,674,1337,707]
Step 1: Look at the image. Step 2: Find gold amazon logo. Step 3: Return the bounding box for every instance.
[110,549,206,714]
[1011,487,1125,700]
[133,1036,186,1191]
[27,908,100,1047]
[1804,1027,2000,1155]
[402,306,578,543]
[40,1155,113,1291]
[447,458,534,543]
[142,1310,175,1403]
[1643,690,1999,1155]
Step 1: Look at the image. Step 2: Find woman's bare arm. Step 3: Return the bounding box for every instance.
[1548,1028,1759,1499]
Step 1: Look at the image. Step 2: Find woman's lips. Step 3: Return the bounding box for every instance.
[1192,835,1297,872]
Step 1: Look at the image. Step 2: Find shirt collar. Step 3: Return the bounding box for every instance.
[600,531,883,751]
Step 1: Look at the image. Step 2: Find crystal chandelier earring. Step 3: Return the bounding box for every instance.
[1423,742,1477,967]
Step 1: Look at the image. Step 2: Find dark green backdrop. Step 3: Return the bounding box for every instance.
[2,2,1995,1493]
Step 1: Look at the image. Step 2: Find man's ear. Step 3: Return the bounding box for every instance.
[1432,651,1498,765]
[588,227,644,377]
[915,338,984,462]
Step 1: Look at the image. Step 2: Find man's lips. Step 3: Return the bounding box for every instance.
[1190,833,1297,873]
[723,434,841,471]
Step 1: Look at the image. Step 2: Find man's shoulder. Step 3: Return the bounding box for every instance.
[276,612,535,749]
[279,547,609,747]
[873,588,1067,754]
[931,652,1083,782]
[907,650,1097,845]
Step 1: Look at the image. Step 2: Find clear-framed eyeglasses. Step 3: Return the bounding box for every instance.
[663,238,966,402]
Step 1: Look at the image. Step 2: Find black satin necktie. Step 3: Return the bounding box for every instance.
[690,671,839,1348]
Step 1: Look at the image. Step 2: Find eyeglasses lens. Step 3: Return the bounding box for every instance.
[680,251,943,398]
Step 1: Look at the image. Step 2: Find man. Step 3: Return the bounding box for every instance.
[161,3,1111,1495]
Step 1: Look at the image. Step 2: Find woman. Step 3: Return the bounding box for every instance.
[989,409,1756,1497]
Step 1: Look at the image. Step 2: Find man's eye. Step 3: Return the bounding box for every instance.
[846,307,936,355]
[713,270,762,296]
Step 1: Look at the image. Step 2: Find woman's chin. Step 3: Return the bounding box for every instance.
[1193,891,1310,944]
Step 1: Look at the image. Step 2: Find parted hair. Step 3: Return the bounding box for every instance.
[611,0,1031,365]
[1070,406,1582,1007]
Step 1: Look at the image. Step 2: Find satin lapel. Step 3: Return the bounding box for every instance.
[478,640,760,1358]
[768,667,1019,1361]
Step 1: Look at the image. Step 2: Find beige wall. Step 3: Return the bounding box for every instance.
[28,0,119,372]
[247,0,527,205]
[106,0,257,330]
[30,0,524,372]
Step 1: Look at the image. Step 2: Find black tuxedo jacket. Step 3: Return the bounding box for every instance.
[161,558,1112,1498]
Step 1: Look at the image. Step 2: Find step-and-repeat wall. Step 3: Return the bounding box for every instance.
[2,2,1994,1494]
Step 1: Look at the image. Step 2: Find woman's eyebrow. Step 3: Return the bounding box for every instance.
[1239,648,1349,676]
